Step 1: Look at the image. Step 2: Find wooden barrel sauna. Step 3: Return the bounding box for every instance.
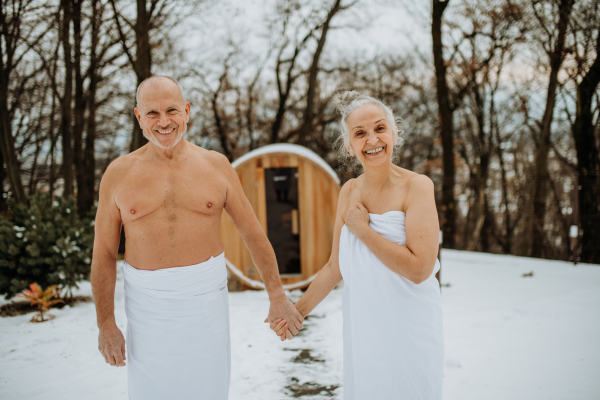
[221,144,340,290]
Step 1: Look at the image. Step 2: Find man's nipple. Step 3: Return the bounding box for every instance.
[131,209,136,214]
[207,202,212,208]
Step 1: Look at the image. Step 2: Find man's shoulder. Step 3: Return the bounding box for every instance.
[191,146,233,172]
[183,142,225,162]
[100,153,139,189]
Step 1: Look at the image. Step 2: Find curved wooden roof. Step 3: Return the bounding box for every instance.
[232,143,340,184]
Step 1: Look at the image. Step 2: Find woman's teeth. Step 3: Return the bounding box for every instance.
[365,147,383,154]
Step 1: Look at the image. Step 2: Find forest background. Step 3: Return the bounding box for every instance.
[1,0,599,271]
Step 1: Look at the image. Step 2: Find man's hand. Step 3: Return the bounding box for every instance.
[264,294,303,340]
[98,324,126,366]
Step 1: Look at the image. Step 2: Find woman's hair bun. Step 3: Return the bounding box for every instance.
[330,88,364,116]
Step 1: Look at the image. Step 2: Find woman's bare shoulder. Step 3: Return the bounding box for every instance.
[337,178,357,215]
[405,173,435,204]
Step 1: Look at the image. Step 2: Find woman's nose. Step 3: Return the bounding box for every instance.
[366,131,378,144]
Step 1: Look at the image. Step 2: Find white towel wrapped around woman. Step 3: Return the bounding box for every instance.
[122,252,230,400]
[339,211,444,399]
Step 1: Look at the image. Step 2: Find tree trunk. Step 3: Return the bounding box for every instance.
[61,0,75,197]
[0,150,6,211]
[129,0,152,151]
[297,0,341,146]
[0,97,26,204]
[432,0,457,249]
[573,32,600,264]
[80,0,100,217]
[72,0,86,217]
[528,0,574,258]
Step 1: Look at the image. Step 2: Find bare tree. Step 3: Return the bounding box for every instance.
[0,0,52,204]
[525,0,574,257]
[432,0,458,248]
[568,0,600,263]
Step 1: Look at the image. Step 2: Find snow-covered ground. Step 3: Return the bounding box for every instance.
[1,250,599,399]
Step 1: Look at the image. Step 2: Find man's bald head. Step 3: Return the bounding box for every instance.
[136,76,186,107]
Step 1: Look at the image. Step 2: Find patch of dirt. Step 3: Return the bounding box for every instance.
[285,377,339,398]
[0,295,92,317]
[284,348,324,364]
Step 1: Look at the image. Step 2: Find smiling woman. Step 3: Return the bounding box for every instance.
[272,90,444,399]
[330,90,405,171]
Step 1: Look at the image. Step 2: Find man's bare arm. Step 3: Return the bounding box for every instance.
[90,161,127,366]
[218,154,303,335]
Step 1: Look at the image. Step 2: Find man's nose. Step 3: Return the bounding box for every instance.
[158,115,170,127]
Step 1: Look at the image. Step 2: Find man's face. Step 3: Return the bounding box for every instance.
[134,79,190,150]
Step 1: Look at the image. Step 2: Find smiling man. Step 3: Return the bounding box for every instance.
[90,76,302,399]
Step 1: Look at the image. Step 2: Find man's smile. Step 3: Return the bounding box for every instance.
[155,128,176,135]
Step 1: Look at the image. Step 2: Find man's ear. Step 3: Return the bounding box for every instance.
[185,102,191,123]
[134,108,143,128]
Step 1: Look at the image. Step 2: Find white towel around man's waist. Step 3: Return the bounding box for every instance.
[123,252,230,400]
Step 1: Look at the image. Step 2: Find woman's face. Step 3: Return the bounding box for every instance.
[345,103,397,168]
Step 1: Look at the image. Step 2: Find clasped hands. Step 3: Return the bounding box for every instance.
[264,293,304,341]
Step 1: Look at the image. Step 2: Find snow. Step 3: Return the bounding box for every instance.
[1,250,599,400]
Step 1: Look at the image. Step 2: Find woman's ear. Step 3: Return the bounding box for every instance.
[345,141,355,156]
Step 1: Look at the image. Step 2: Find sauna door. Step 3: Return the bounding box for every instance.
[264,167,301,275]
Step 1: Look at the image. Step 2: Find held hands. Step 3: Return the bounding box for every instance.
[98,324,126,367]
[344,201,370,237]
[264,294,304,341]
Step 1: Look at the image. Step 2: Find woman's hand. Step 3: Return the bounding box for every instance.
[344,201,370,237]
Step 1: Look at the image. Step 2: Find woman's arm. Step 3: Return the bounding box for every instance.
[294,179,353,317]
[294,259,343,318]
[347,174,439,284]
[271,180,352,339]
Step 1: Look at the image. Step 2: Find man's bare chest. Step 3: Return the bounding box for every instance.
[115,169,226,224]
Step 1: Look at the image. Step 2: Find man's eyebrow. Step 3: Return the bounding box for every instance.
[145,105,180,112]
[351,125,364,130]
[374,119,385,124]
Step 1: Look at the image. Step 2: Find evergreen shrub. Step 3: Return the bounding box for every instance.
[0,193,95,299]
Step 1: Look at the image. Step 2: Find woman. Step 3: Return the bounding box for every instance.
[271,90,444,399]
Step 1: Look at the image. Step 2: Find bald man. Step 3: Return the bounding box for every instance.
[90,76,303,399]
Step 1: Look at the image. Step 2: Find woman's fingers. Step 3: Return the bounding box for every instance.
[269,318,283,330]
[275,321,288,336]
[288,323,299,336]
